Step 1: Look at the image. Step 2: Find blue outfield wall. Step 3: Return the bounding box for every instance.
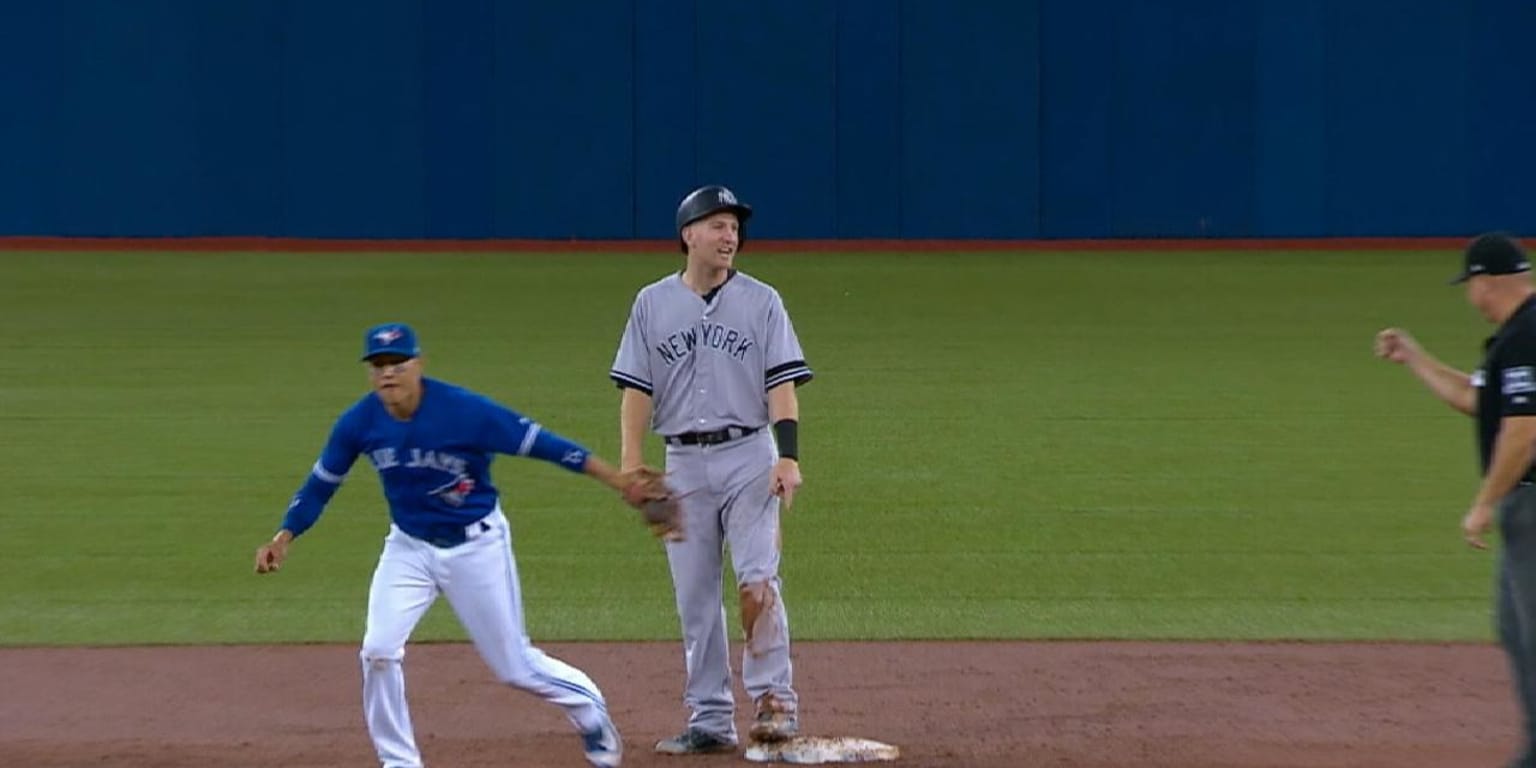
[0,0,1532,240]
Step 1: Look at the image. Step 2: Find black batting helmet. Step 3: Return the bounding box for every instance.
[675,185,752,253]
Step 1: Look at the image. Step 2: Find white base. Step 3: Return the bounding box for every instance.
[743,736,901,764]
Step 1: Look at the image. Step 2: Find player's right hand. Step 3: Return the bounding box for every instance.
[771,458,802,511]
[254,537,290,574]
[1374,328,1421,365]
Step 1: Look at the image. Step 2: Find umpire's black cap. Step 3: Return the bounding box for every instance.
[676,185,752,253]
[1450,232,1532,284]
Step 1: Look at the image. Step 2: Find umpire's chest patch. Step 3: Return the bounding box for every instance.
[1505,367,1536,395]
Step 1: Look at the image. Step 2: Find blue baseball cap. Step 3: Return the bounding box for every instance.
[361,323,421,361]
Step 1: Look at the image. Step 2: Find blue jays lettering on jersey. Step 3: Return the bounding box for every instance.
[281,377,591,545]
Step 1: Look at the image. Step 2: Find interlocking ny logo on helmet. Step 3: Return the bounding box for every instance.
[675,185,753,253]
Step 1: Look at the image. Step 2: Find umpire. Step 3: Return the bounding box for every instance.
[1376,232,1536,768]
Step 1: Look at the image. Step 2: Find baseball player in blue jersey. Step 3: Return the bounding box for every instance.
[610,185,813,754]
[254,323,679,768]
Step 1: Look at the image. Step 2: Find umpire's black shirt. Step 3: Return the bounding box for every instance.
[1477,294,1536,478]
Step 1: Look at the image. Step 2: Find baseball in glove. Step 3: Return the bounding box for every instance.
[621,469,685,541]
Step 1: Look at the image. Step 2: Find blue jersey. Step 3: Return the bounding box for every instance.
[281,377,591,545]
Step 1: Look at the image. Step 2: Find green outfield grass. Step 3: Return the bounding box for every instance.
[0,248,1496,645]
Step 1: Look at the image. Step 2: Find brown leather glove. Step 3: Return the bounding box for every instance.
[620,469,685,541]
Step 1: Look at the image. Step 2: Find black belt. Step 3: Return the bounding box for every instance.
[665,425,760,446]
[417,519,492,549]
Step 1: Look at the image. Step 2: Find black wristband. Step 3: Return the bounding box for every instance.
[772,419,799,460]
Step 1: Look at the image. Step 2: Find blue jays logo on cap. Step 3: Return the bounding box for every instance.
[361,323,421,361]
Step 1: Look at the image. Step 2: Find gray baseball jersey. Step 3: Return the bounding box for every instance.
[609,271,812,435]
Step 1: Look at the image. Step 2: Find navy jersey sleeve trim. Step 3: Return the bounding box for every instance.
[765,360,813,390]
[610,370,653,395]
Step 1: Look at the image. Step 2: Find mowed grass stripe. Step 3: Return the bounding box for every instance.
[0,248,1491,644]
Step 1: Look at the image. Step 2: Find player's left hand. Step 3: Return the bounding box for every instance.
[1463,502,1496,550]
[771,458,802,511]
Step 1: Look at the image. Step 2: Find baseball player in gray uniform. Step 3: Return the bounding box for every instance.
[610,185,813,755]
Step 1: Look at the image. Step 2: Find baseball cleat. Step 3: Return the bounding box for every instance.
[750,694,799,742]
[749,711,799,743]
[581,713,623,768]
[654,727,737,755]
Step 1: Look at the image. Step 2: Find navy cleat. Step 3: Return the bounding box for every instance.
[654,727,737,755]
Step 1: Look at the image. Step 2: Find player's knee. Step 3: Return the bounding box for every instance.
[359,647,404,671]
[738,580,775,628]
[740,577,780,604]
[738,579,786,655]
[739,580,771,609]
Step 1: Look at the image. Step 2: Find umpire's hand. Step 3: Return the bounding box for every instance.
[1463,502,1495,551]
[1374,328,1423,365]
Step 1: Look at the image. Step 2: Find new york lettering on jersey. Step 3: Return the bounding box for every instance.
[610,271,810,437]
[656,321,755,365]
